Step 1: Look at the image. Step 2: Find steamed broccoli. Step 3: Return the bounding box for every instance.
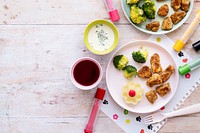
[130,5,146,24]
[113,55,129,70]
[142,0,156,19]
[123,65,137,78]
[132,47,148,63]
[126,0,140,5]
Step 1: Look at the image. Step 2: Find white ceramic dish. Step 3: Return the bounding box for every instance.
[106,40,179,113]
[121,0,194,34]
[70,57,103,90]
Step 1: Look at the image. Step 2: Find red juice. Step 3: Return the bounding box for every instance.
[73,60,100,86]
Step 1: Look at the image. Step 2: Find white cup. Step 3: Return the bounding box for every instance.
[70,57,103,90]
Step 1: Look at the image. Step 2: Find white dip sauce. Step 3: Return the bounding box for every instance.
[88,24,114,51]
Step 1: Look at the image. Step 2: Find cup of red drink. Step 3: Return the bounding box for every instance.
[70,57,103,90]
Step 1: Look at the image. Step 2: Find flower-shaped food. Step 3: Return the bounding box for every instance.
[122,82,144,105]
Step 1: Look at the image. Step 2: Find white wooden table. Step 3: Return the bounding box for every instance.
[0,0,199,133]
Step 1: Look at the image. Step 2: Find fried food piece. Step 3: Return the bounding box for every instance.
[138,66,152,78]
[145,90,158,104]
[162,17,173,30]
[158,4,169,17]
[146,74,162,87]
[171,0,181,11]
[150,53,162,73]
[160,65,175,82]
[156,83,171,97]
[181,0,190,11]
[146,21,160,32]
[171,11,186,24]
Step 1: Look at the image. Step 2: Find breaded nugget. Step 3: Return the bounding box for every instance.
[138,66,152,78]
[145,90,158,104]
[162,17,173,30]
[156,83,171,97]
[160,65,175,82]
[150,53,162,73]
[181,0,190,11]
[171,11,186,24]
[146,21,160,32]
[158,4,169,16]
[146,74,162,87]
[171,0,181,11]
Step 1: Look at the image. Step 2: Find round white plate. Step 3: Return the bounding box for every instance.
[121,0,194,34]
[106,40,179,113]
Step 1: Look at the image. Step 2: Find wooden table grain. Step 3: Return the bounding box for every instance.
[0,0,199,133]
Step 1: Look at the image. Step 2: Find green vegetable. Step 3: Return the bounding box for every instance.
[132,47,148,63]
[113,55,129,70]
[126,0,140,5]
[123,65,137,78]
[130,5,146,24]
[142,0,156,19]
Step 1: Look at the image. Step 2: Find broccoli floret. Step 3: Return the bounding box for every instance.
[132,47,148,63]
[123,65,137,78]
[130,5,146,24]
[126,0,140,5]
[142,0,156,19]
[113,55,129,70]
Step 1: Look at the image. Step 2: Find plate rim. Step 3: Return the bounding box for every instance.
[120,0,194,35]
[106,40,179,113]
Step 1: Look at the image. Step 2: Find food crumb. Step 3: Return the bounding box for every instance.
[156,37,161,42]
[3,21,7,24]
[4,5,9,10]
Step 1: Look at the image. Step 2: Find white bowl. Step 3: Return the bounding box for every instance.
[70,57,103,90]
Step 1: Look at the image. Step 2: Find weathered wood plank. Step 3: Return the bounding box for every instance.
[0,115,200,133]
[0,117,125,133]
[0,0,199,24]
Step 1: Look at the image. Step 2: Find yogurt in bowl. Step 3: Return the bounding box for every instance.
[84,20,119,55]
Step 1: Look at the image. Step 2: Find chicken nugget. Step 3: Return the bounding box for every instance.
[138,66,152,78]
[146,74,162,87]
[146,21,160,32]
[171,11,186,24]
[162,17,173,30]
[145,90,158,104]
[156,83,171,97]
[181,0,190,11]
[160,65,175,82]
[150,53,162,73]
[158,4,169,16]
[171,0,181,11]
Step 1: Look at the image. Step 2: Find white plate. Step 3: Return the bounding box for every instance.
[106,40,179,113]
[121,0,194,34]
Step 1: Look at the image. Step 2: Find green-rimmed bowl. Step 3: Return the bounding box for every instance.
[84,20,119,55]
